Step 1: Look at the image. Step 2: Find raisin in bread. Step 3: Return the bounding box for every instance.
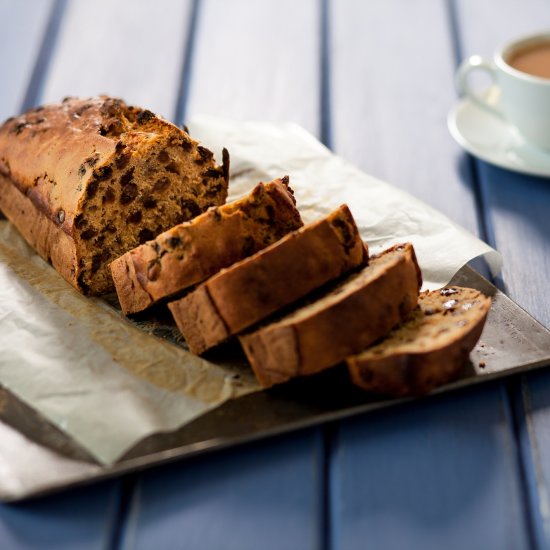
[0,96,228,295]
[240,243,421,387]
[111,177,303,315]
[169,204,368,354]
[347,286,491,396]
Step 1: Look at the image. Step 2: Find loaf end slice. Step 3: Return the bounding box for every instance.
[240,242,422,387]
[347,286,491,396]
[0,96,229,295]
[112,177,303,315]
[169,204,368,354]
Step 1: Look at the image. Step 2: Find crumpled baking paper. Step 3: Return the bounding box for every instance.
[0,117,501,465]
[191,117,501,288]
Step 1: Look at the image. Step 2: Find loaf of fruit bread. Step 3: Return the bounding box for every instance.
[347,286,491,396]
[168,204,368,354]
[240,242,422,387]
[0,96,229,295]
[111,177,303,315]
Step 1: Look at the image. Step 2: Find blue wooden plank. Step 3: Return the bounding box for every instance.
[328,1,531,548]
[453,0,550,328]
[476,164,550,328]
[514,370,550,547]
[122,430,324,550]
[329,0,480,235]
[186,0,320,135]
[0,482,122,550]
[42,0,194,118]
[122,1,325,549]
[503,368,550,550]
[330,385,529,550]
[0,0,122,546]
[0,0,172,546]
[0,0,54,119]
[452,0,550,546]
[0,0,198,549]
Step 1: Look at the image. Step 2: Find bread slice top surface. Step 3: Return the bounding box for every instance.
[261,242,420,327]
[203,202,366,290]
[124,176,301,263]
[355,286,491,359]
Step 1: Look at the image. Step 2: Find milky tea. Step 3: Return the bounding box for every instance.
[508,40,550,79]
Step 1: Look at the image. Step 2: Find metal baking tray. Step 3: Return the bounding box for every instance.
[1,266,549,502]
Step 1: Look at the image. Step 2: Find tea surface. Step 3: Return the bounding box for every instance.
[509,42,550,79]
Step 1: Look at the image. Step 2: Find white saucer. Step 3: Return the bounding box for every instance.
[448,95,550,178]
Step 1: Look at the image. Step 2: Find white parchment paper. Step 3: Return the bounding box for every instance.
[190,116,501,287]
[0,118,501,465]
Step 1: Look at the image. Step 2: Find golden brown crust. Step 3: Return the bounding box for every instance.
[0,97,117,230]
[0,173,79,288]
[347,286,491,396]
[112,178,303,315]
[109,253,153,314]
[0,96,228,294]
[168,285,229,354]
[169,204,368,354]
[240,243,421,387]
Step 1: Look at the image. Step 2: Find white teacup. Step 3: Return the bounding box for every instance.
[457,32,550,151]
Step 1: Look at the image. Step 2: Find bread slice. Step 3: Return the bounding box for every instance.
[0,96,228,295]
[168,204,368,354]
[347,286,491,396]
[111,177,303,315]
[240,243,421,387]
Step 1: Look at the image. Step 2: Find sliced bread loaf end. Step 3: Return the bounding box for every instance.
[347,286,491,396]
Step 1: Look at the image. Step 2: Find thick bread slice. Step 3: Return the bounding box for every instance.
[240,243,421,387]
[111,178,303,315]
[0,96,228,295]
[169,204,368,354]
[347,286,491,396]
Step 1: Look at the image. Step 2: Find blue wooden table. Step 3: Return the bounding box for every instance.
[1,0,550,548]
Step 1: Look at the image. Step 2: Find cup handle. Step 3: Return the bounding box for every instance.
[456,55,503,118]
